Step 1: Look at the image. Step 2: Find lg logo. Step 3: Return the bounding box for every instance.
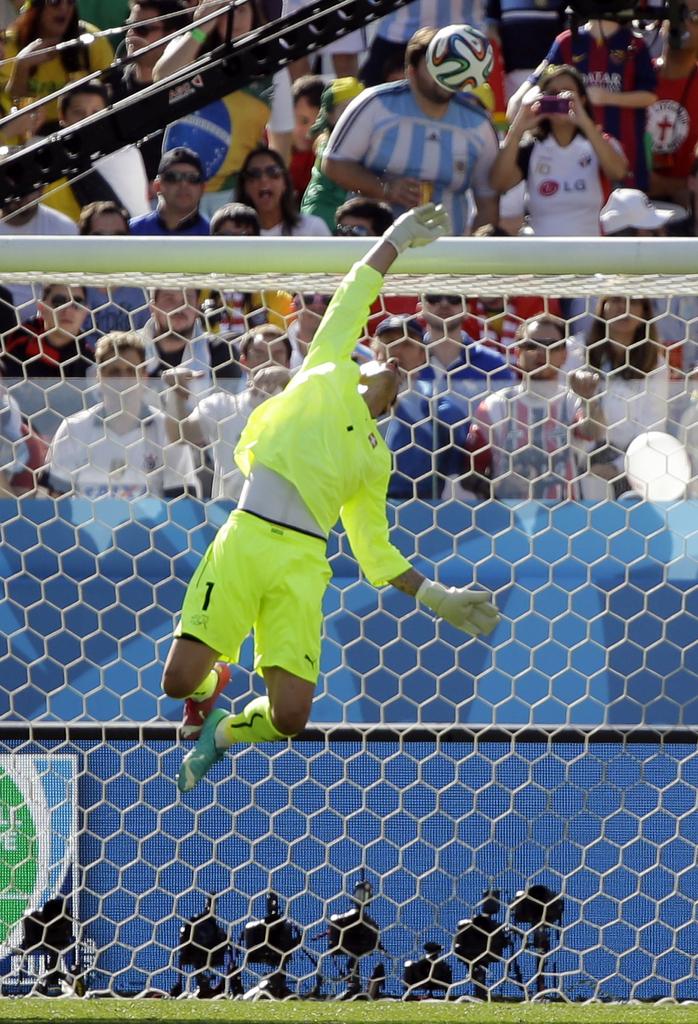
[539,179,587,196]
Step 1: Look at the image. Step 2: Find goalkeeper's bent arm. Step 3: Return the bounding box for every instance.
[389,568,500,638]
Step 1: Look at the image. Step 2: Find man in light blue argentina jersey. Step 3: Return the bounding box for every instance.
[323,27,499,236]
[361,1,487,87]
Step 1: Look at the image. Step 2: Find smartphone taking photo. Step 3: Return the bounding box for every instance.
[538,95,571,116]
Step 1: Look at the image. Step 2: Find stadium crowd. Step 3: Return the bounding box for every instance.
[0,0,697,502]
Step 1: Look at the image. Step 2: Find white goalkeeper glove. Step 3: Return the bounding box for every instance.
[417,579,500,637]
[384,202,451,255]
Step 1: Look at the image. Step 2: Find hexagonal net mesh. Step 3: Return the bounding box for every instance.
[0,264,696,1003]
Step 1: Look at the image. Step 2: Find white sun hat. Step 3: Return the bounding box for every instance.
[600,188,684,234]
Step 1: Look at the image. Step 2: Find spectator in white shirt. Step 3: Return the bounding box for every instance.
[46,331,196,499]
[0,181,78,316]
[491,64,628,236]
[0,185,77,237]
[164,360,291,501]
[236,146,331,237]
[568,296,671,496]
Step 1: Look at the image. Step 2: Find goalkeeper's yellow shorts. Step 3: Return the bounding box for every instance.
[176,510,331,683]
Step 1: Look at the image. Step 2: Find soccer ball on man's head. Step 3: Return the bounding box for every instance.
[425,24,494,93]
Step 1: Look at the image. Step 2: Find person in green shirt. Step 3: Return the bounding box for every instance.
[162,203,501,794]
[300,76,365,232]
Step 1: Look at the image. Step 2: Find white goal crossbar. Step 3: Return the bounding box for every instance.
[3,236,698,296]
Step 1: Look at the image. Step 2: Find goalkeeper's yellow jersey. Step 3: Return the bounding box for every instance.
[235,262,411,588]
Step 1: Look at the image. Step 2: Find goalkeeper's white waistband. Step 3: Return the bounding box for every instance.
[238,463,326,541]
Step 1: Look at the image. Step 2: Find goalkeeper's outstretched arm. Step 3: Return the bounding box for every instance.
[303,204,451,371]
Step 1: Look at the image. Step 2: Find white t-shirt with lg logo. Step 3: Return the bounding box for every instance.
[518,133,621,236]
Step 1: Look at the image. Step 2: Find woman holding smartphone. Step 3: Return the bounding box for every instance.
[491,64,628,236]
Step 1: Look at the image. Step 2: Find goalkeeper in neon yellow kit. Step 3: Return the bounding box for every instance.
[163,204,500,793]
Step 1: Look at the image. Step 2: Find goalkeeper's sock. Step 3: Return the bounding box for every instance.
[214,697,289,747]
[188,668,219,702]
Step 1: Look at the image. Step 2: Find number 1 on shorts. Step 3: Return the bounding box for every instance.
[202,582,215,611]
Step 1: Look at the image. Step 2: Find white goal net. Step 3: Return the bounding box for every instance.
[0,236,696,1002]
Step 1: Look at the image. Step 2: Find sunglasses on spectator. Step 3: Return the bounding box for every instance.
[44,0,76,6]
[300,293,331,306]
[161,170,203,185]
[335,223,371,237]
[244,165,284,181]
[425,294,461,305]
[45,293,85,308]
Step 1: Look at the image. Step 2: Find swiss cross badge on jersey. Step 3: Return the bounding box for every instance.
[647,99,689,154]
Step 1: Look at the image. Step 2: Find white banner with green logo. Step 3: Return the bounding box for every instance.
[0,755,77,955]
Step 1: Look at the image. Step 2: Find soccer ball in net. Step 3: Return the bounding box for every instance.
[425,24,494,93]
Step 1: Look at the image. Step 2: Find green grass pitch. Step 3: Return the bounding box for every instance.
[3,1000,698,1024]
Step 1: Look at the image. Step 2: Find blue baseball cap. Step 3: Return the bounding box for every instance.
[375,315,425,341]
